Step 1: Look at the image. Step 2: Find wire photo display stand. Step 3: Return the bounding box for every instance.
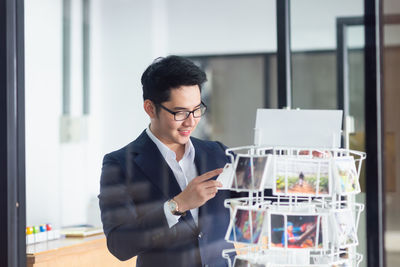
[217,109,365,267]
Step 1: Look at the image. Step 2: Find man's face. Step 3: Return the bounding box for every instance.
[150,85,201,149]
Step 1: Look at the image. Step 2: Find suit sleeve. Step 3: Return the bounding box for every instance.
[215,141,232,162]
[98,153,184,261]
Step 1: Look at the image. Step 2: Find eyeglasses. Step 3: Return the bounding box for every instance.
[158,101,207,121]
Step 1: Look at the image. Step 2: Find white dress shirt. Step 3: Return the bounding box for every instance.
[146,126,199,228]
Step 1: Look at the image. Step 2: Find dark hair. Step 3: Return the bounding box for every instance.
[141,55,207,105]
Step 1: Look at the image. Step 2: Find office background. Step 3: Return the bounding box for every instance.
[1,0,399,266]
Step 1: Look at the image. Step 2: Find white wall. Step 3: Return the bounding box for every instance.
[167,0,277,55]
[25,0,63,228]
[84,0,156,225]
[92,0,153,154]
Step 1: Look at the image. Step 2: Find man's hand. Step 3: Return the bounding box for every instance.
[174,168,223,212]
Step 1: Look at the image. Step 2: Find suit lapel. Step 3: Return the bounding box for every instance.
[192,139,214,175]
[192,138,231,232]
[131,130,197,232]
[192,138,218,224]
[132,131,181,200]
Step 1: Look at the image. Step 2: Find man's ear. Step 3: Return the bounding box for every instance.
[144,99,157,118]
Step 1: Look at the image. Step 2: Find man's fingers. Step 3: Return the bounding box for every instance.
[194,168,223,183]
[202,179,222,188]
[205,187,218,196]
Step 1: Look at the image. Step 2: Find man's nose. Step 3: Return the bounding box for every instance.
[182,112,196,126]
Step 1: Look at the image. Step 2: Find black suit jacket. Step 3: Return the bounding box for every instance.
[98,130,234,267]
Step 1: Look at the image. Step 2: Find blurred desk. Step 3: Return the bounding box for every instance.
[26,234,136,267]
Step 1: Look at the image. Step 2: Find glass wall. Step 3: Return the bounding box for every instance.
[25,0,398,266]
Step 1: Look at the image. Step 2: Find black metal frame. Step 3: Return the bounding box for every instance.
[0,0,26,266]
[276,0,292,109]
[364,0,385,266]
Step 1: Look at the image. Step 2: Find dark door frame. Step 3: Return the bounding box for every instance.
[364,0,385,266]
[0,0,26,266]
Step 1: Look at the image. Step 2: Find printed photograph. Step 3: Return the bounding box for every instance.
[334,157,359,194]
[228,209,267,244]
[232,156,268,190]
[258,213,270,246]
[317,162,330,195]
[252,156,269,189]
[298,150,331,158]
[271,214,323,249]
[274,158,330,196]
[270,214,285,247]
[333,210,358,247]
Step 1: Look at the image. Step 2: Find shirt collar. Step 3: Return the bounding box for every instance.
[146,125,195,163]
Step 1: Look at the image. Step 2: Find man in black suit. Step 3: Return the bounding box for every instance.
[98,56,234,267]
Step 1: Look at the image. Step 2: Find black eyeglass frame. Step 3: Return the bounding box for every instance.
[157,101,207,121]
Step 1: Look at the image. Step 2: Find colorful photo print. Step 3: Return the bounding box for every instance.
[271,214,323,249]
[274,158,330,196]
[253,156,269,188]
[333,210,358,247]
[228,208,267,244]
[270,214,285,247]
[334,157,359,194]
[232,156,268,190]
[317,161,330,195]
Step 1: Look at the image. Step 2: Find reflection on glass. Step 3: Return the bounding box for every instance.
[189,56,272,147]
